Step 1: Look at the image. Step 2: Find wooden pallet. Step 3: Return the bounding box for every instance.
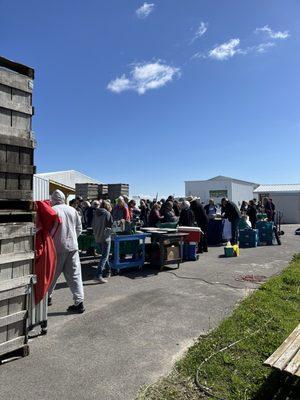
[264,324,300,378]
[0,276,32,359]
[0,200,35,211]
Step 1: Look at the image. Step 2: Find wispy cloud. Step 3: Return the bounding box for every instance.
[192,37,277,61]
[136,2,155,19]
[254,42,276,53]
[255,25,290,39]
[191,21,208,43]
[107,61,180,95]
[208,38,241,60]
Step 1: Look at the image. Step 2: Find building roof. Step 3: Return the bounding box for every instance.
[254,184,300,194]
[186,175,258,186]
[36,170,101,189]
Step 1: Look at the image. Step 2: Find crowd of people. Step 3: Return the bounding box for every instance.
[47,190,276,315]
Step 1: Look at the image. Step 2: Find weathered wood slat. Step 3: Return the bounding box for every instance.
[0,222,34,240]
[0,275,32,291]
[0,251,35,266]
[273,335,300,371]
[0,70,33,93]
[285,349,300,377]
[0,190,33,201]
[0,56,34,79]
[0,286,27,301]
[0,98,32,116]
[0,132,35,148]
[0,163,35,175]
[0,310,27,328]
[0,336,26,356]
[265,325,300,367]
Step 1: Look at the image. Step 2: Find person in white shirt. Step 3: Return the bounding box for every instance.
[48,190,85,313]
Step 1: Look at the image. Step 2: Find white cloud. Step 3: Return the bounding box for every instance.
[208,38,241,60]
[107,75,132,93]
[191,21,208,42]
[255,25,290,39]
[107,61,180,95]
[255,42,276,53]
[136,2,155,19]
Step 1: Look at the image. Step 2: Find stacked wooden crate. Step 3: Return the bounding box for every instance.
[108,183,129,200]
[75,183,99,200]
[0,56,35,359]
[98,184,108,198]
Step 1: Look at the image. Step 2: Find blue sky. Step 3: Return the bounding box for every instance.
[1,0,299,197]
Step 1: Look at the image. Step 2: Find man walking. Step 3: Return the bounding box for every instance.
[92,200,113,283]
[48,190,85,313]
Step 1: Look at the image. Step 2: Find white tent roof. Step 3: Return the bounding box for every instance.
[36,170,101,189]
[186,175,258,186]
[254,184,300,194]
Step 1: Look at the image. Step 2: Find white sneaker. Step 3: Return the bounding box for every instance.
[94,276,108,284]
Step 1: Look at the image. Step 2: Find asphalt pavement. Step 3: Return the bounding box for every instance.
[0,225,299,400]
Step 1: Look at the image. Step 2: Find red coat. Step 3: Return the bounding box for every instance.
[34,201,61,304]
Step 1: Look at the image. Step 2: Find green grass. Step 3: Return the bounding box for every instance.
[138,254,300,400]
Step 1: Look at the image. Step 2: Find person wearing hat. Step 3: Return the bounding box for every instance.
[187,196,209,252]
[179,201,195,226]
[48,190,85,313]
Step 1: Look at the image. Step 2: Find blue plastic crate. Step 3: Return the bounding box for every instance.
[183,243,198,261]
[256,221,274,234]
[239,229,258,240]
[239,229,258,248]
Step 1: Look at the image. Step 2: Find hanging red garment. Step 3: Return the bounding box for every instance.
[34,200,61,305]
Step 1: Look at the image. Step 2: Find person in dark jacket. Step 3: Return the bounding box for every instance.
[86,200,100,228]
[240,201,248,214]
[187,196,209,252]
[246,200,257,229]
[140,199,150,227]
[269,198,276,222]
[221,198,241,244]
[148,203,164,227]
[92,201,113,283]
[179,201,195,226]
[167,195,180,217]
[162,201,179,223]
[263,197,275,222]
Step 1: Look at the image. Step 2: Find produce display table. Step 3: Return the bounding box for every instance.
[147,231,189,269]
[111,232,149,273]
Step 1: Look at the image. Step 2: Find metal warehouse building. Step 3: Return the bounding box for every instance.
[185,176,259,206]
[254,184,300,224]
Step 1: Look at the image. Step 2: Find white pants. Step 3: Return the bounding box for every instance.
[49,250,84,305]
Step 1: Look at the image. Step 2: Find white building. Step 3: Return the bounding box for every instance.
[34,170,101,201]
[254,184,300,224]
[185,176,259,206]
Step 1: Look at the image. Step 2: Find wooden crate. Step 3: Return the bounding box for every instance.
[0,57,35,202]
[0,57,33,141]
[0,276,31,358]
[76,183,99,200]
[98,184,108,197]
[0,134,35,201]
[108,183,129,200]
[0,222,34,281]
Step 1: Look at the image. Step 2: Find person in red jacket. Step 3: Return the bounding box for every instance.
[34,200,61,305]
